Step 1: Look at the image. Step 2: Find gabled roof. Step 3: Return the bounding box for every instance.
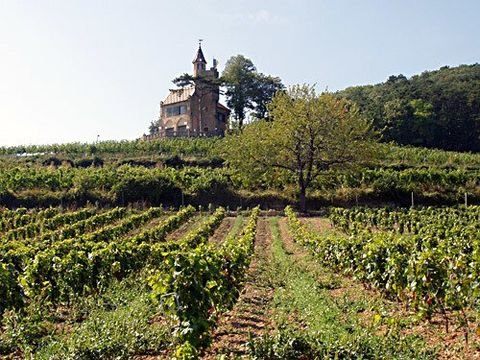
[162,86,195,105]
[193,46,207,64]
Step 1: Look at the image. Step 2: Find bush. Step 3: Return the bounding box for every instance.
[111,172,180,206]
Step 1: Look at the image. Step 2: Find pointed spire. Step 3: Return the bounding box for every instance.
[193,39,207,64]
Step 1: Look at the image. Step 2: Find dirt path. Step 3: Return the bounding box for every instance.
[208,217,236,246]
[164,214,204,242]
[124,214,168,238]
[201,217,274,359]
[301,216,343,236]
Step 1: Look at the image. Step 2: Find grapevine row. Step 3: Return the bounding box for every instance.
[286,206,480,321]
[148,206,260,356]
[1,207,97,242]
[0,206,195,312]
[329,206,480,235]
[0,207,59,233]
[0,207,129,269]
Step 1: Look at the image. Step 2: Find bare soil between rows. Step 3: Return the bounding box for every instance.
[201,218,274,359]
[208,217,236,246]
[164,214,204,242]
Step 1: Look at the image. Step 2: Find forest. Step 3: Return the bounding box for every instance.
[338,64,480,151]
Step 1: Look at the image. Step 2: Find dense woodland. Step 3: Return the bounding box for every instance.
[338,64,480,152]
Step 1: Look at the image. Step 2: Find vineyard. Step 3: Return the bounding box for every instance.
[1,138,480,358]
[320,205,480,319]
[1,9,479,356]
[1,203,479,358]
[0,205,263,358]
[1,139,480,210]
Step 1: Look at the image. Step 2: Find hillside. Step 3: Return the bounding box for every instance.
[338,64,480,152]
[1,138,480,209]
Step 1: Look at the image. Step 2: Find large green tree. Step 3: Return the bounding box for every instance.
[172,55,283,129]
[251,73,285,120]
[222,55,283,128]
[221,85,377,211]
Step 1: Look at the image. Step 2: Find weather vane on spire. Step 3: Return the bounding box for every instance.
[198,39,203,48]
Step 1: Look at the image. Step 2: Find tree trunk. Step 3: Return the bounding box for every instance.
[299,185,307,213]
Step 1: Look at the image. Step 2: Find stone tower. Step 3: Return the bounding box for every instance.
[146,44,230,139]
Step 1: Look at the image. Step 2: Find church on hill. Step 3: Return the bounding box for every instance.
[145,44,230,139]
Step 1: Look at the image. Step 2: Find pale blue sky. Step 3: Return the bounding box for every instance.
[1,0,479,146]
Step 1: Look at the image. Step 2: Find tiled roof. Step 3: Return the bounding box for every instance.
[162,86,195,105]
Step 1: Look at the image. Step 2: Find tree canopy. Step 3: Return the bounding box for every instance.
[148,119,160,135]
[221,85,377,211]
[222,55,284,128]
[169,54,284,130]
[337,64,480,152]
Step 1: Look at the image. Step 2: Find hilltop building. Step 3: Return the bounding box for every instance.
[145,45,230,139]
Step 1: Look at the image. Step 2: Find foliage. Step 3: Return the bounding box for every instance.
[149,207,260,355]
[338,64,480,151]
[27,275,169,359]
[1,136,480,209]
[249,216,432,359]
[286,205,480,330]
[1,208,96,242]
[0,206,199,313]
[0,137,219,157]
[222,55,284,127]
[0,165,235,208]
[221,85,377,211]
[110,166,180,205]
[148,119,160,135]
[0,208,57,233]
[378,143,480,169]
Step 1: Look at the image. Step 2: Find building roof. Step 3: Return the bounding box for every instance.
[162,86,195,105]
[192,46,207,64]
[217,102,231,113]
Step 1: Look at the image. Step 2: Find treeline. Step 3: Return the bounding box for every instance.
[338,64,480,152]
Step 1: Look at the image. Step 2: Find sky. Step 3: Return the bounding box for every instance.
[1,0,479,146]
